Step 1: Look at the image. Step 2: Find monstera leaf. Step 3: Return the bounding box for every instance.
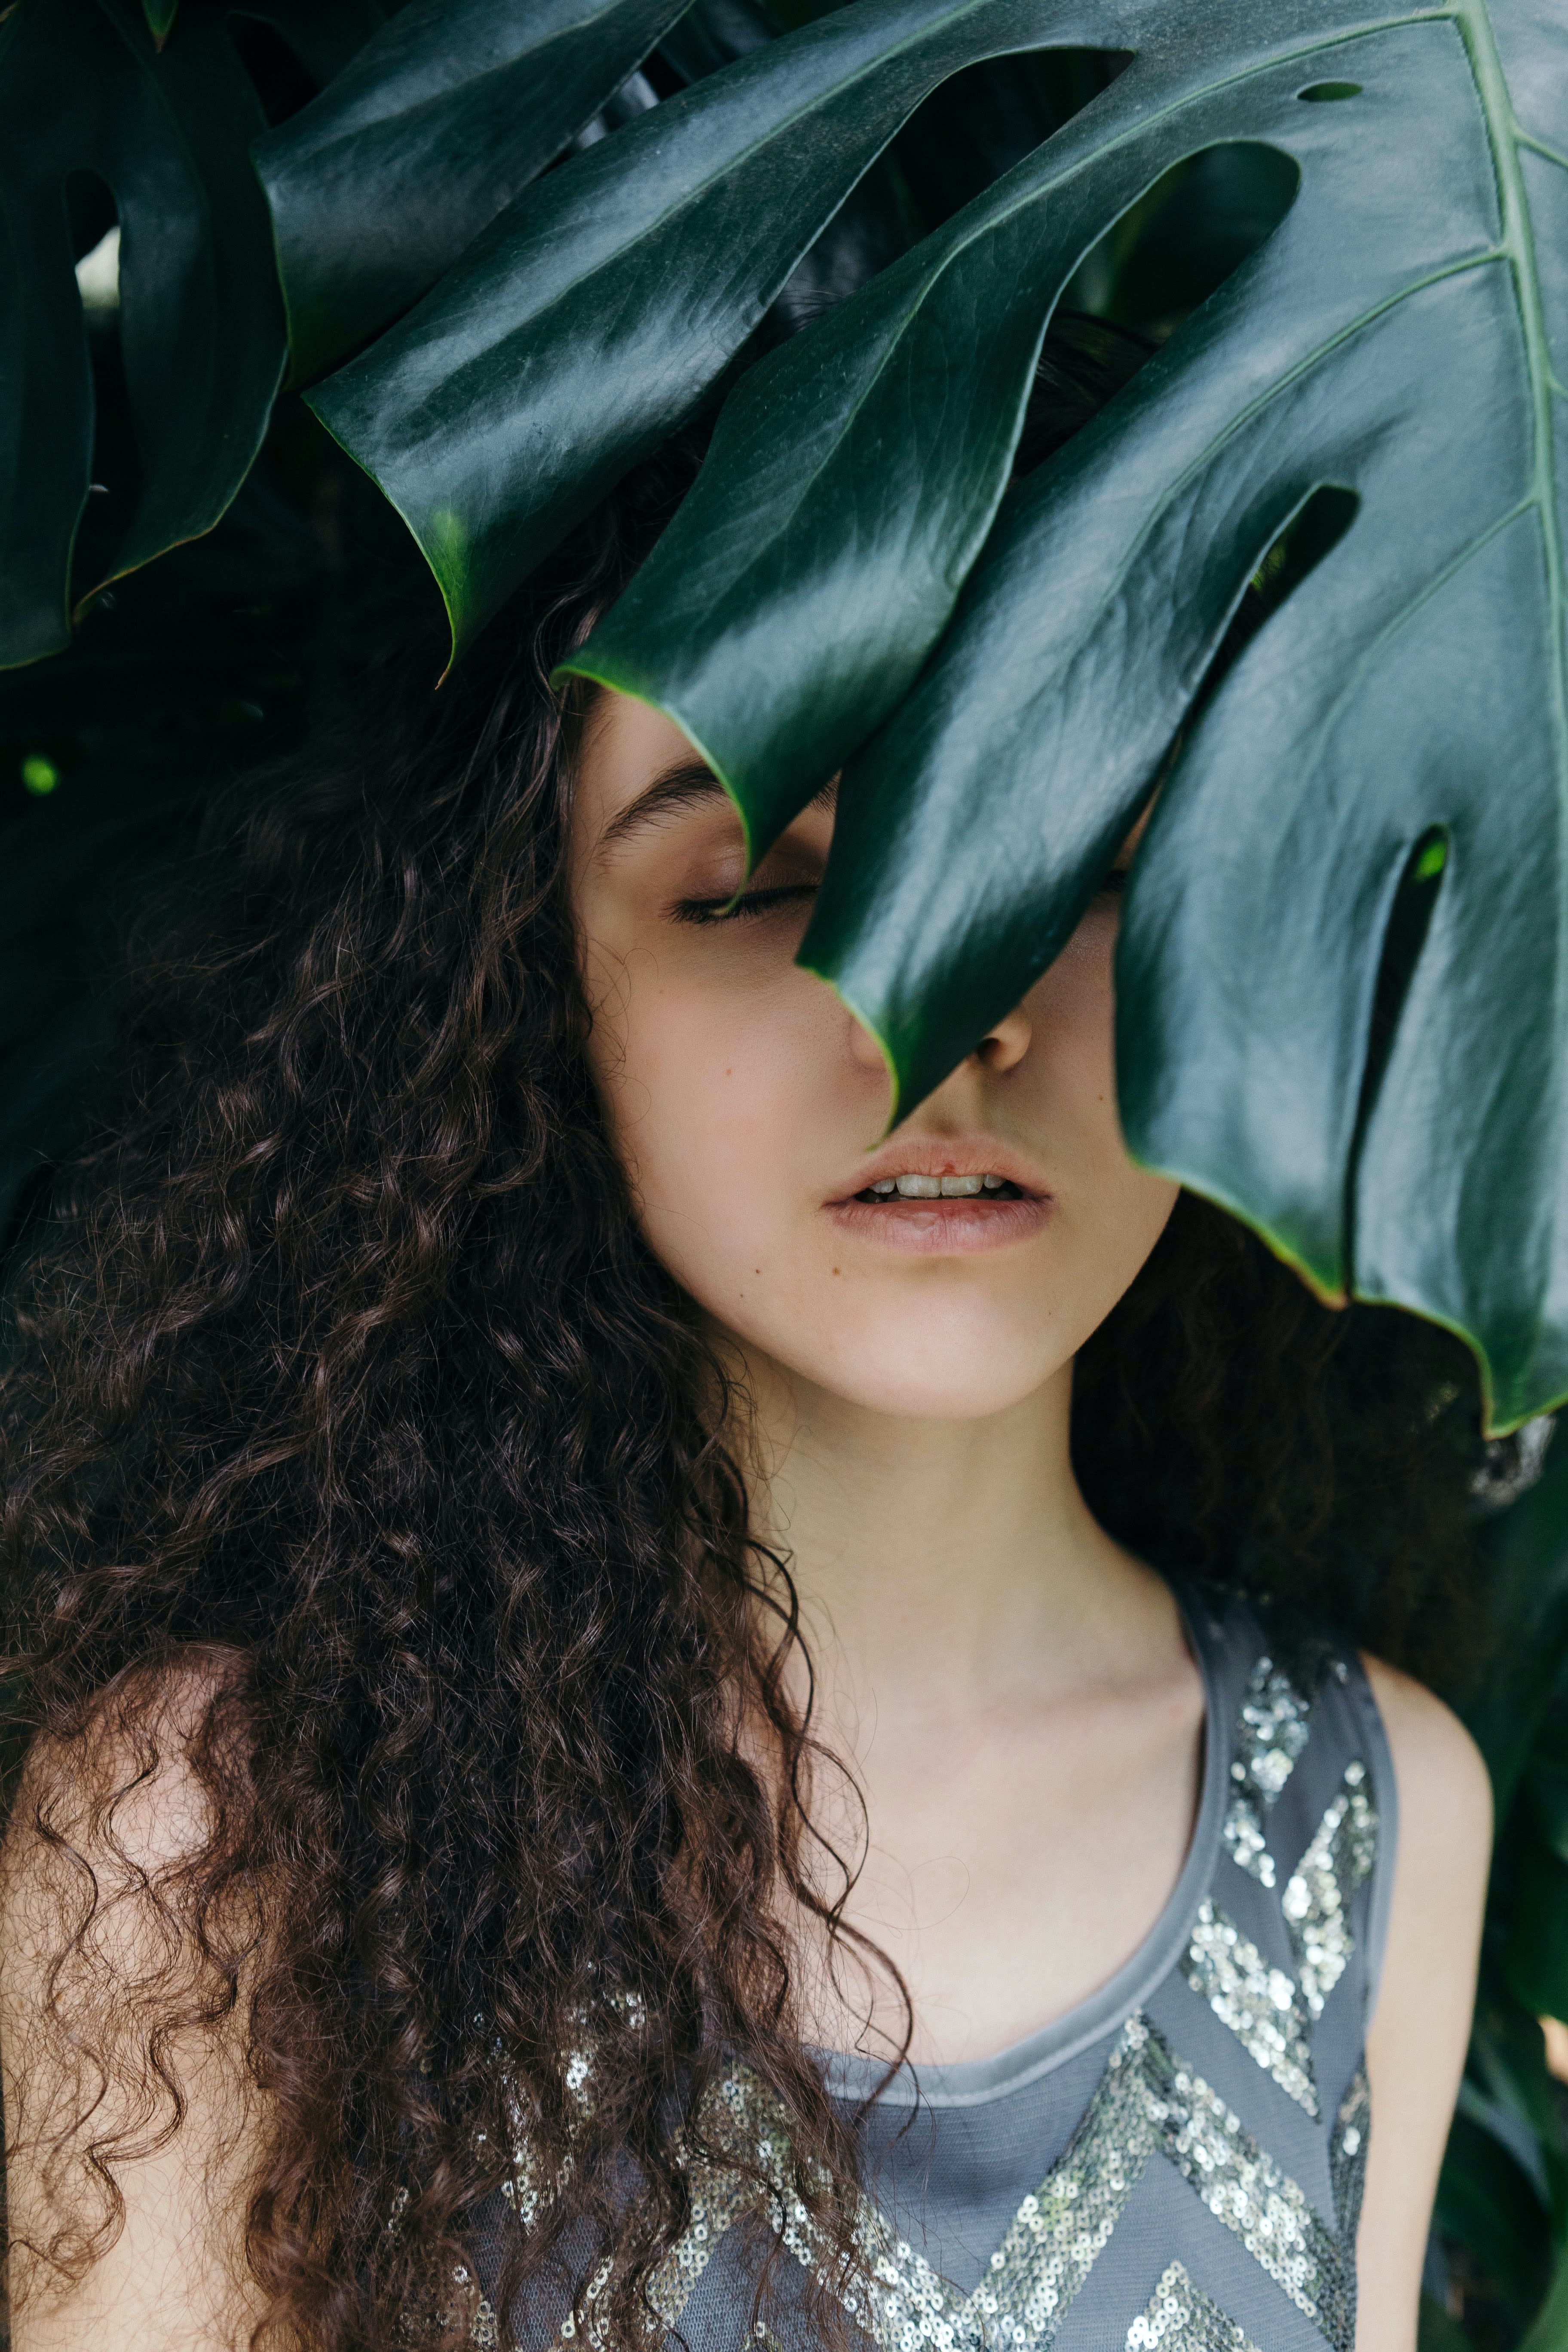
[285,0,1568,1425]
[254,0,697,384]
[303,0,1110,659]
[0,0,287,668]
[559,0,1561,1433]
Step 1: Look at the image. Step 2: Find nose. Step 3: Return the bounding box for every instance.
[845,997,1032,1078]
[973,1000,1032,1074]
[848,1006,892,1072]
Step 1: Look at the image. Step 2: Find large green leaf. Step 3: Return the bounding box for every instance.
[303,0,1102,663]
[0,0,286,668]
[562,0,1567,1428]
[1435,2110,1552,2324]
[254,0,695,385]
[565,23,1311,861]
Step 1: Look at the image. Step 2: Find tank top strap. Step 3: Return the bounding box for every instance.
[1170,1575,1398,2202]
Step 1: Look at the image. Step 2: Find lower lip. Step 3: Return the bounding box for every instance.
[825,1194,1052,1255]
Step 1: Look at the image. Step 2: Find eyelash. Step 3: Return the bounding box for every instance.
[673,870,1124,926]
[672,883,819,926]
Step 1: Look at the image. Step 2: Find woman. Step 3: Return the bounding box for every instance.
[0,328,1490,2352]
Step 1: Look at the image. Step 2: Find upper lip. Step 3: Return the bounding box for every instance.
[826,1137,1049,1204]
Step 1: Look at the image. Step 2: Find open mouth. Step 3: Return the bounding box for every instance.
[850,1173,1028,1203]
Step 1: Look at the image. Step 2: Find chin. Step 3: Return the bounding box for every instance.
[774,1305,1072,1422]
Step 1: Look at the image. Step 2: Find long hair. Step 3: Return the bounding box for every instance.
[0,321,1501,2350]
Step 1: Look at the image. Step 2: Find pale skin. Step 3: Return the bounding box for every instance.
[0,686,1491,2350]
[570,692,1492,2351]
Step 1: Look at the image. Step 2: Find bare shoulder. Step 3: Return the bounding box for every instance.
[0,1655,266,2351]
[1360,1649,1492,1876]
[2,1649,246,1904]
[1353,1656,1492,2349]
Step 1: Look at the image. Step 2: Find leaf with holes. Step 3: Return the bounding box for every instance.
[560,0,1568,1430]
[303,0,1118,661]
[0,0,285,668]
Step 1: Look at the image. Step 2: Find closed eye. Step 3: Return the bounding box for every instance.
[672,883,819,926]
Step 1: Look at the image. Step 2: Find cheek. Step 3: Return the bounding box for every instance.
[1022,924,1176,1262]
[1021,925,1119,1132]
[584,945,876,1251]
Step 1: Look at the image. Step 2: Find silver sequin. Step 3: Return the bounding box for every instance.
[405,1704,1371,2352]
[1222,1657,1314,1890]
[1141,2027,1354,2352]
[1283,1764,1377,2020]
[1126,2261,1261,2350]
[643,2015,1350,2352]
[1330,2070,1371,2244]
[1183,1898,1318,2115]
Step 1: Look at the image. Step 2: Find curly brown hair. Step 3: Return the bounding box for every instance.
[0,320,1499,2352]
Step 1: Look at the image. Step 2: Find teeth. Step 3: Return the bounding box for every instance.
[864,1171,1010,1198]
[873,1173,994,1197]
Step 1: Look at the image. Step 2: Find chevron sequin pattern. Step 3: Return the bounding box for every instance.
[637,2015,1354,2352]
[1182,1898,1319,2114]
[1283,1764,1377,2019]
[1222,1657,1313,1890]
[1140,2027,1354,2349]
[1330,2070,1371,2244]
[1127,2262,1261,2350]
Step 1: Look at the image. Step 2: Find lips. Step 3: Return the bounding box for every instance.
[823,1139,1052,1255]
[825,1139,1047,1208]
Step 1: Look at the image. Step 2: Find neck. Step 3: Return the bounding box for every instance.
[733,1348,1148,1722]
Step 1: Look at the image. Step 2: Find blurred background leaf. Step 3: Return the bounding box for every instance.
[0,0,287,667]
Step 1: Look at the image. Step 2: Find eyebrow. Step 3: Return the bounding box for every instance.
[596,758,836,861]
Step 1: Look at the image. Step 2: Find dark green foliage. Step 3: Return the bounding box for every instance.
[255,0,689,382]
[0,0,285,666]
[564,0,1568,1437]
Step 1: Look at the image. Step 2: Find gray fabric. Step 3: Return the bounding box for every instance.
[472,1582,1396,2352]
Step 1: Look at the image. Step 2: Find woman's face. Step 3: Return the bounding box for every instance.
[571,691,1178,1420]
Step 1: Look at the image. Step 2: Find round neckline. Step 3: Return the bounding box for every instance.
[815,1574,1231,2110]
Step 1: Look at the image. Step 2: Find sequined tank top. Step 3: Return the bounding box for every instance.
[467,1582,1396,2352]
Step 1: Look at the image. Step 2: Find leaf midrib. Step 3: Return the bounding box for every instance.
[1438,0,1568,1368]
[1454,2,1567,763]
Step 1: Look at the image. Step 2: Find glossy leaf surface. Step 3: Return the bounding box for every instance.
[0,0,285,668]
[305,0,1088,661]
[255,0,694,384]
[758,0,1563,1430]
[568,23,1309,858]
